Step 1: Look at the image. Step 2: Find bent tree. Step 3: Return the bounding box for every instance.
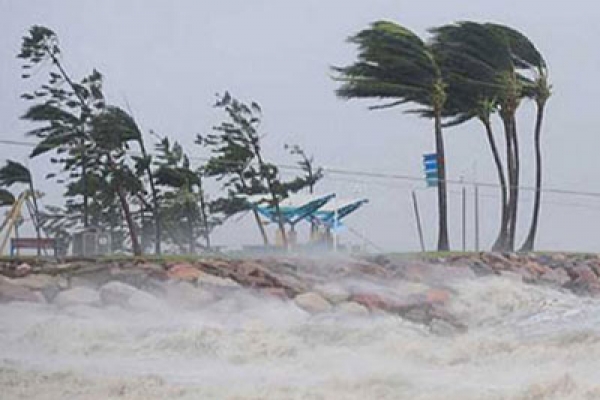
[334,21,450,251]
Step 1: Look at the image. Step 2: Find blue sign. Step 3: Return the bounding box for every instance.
[423,153,439,187]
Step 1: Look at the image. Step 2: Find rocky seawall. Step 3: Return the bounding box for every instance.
[3,253,600,399]
[2,252,600,334]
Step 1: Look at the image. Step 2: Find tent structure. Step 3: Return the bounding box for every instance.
[309,198,369,229]
[243,193,368,228]
[245,193,336,227]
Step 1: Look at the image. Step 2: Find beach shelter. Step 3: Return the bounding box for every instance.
[309,198,369,230]
[243,193,336,227]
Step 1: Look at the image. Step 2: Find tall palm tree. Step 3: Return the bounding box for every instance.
[334,21,450,251]
[487,25,552,252]
[520,73,551,251]
[430,22,515,250]
[430,22,544,251]
[0,161,42,255]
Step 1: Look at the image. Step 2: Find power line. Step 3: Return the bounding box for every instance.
[2,137,600,199]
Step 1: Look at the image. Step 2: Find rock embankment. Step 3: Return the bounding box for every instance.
[1,252,599,335]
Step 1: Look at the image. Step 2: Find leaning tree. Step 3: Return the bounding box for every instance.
[334,21,450,251]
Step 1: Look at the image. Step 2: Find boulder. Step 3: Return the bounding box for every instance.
[425,288,452,305]
[15,263,32,277]
[165,281,215,307]
[540,267,570,287]
[99,281,139,307]
[0,277,44,303]
[314,283,350,303]
[69,276,100,289]
[99,281,163,311]
[568,265,598,282]
[336,301,369,316]
[167,263,202,281]
[197,272,241,289]
[12,274,57,290]
[469,261,497,277]
[294,292,332,314]
[138,263,168,281]
[54,287,100,307]
[260,287,289,299]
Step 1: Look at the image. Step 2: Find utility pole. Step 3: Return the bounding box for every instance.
[412,190,426,252]
[462,178,467,252]
[474,184,480,252]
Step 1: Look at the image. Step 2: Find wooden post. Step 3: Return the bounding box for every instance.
[412,190,426,252]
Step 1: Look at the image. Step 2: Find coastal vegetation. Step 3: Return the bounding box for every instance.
[1,20,550,255]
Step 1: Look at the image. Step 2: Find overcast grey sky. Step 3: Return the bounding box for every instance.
[1,1,600,252]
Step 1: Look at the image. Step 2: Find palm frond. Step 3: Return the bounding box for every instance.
[0,160,32,187]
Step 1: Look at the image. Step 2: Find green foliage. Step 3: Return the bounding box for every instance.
[334,20,444,112]
[283,144,323,194]
[0,189,15,207]
[0,161,32,187]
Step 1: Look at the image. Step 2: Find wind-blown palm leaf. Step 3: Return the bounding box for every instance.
[485,23,546,72]
[0,189,15,207]
[334,20,441,110]
[22,103,80,127]
[91,106,142,149]
[0,160,32,187]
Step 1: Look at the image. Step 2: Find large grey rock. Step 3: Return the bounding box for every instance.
[197,272,241,289]
[540,267,570,287]
[12,274,57,291]
[314,283,350,303]
[165,281,215,308]
[294,292,332,314]
[99,281,139,307]
[99,281,163,311]
[10,274,66,301]
[54,287,100,307]
[0,277,44,303]
[336,301,369,316]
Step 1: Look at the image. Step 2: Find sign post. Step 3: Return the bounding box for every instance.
[423,153,438,188]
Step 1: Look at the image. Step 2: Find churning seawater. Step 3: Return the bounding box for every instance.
[2,275,600,399]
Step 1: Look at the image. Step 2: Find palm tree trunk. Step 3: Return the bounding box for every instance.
[137,137,161,255]
[434,110,449,251]
[501,115,515,252]
[255,153,288,248]
[28,181,41,257]
[481,119,509,252]
[81,141,89,228]
[116,186,141,256]
[198,184,211,249]
[252,209,269,246]
[507,115,520,251]
[238,174,269,245]
[106,153,142,256]
[520,101,546,252]
[187,206,195,255]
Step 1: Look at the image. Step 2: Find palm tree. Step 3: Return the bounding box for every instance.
[430,22,544,251]
[519,73,551,251]
[0,161,42,255]
[430,22,515,250]
[90,110,144,256]
[89,106,163,254]
[334,21,450,251]
[487,25,552,252]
